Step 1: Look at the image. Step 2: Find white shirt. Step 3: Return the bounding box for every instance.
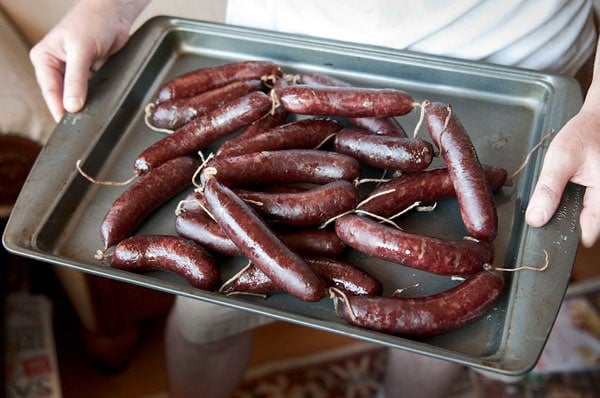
[226,0,596,76]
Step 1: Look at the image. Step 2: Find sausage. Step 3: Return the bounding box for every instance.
[338,270,504,336]
[277,84,414,118]
[276,229,347,256]
[175,206,347,256]
[205,149,361,187]
[217,105,289,154]
[334,214,494,275]
[221,256,383,296]
[297,72,407,136]
[333,127,434,171]
[347,117,408,137]
[220,262,280,295]
[156,60,282,103]
[304,256,383,296]
[175,210,241,256]
[425,102,498,241]
[216,117,342,157]
[358,165,508,218]
[109,235,220,291]
[201,172,326,301]
[235,180,359,227]
[100,156,198,249]
[148,79,264,130]
[135,91,272,174]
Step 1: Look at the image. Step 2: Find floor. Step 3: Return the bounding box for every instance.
[4,230,600,397]
[5,253,361,398]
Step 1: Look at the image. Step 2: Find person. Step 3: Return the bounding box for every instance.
[29,1,600,397]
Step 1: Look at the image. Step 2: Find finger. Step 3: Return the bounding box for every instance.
[525,147,577,228]
[63,43,95,113]
[30,50,66,122]
[580,185,600,248]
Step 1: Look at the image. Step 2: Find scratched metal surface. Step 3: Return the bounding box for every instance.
[3,17,584,375]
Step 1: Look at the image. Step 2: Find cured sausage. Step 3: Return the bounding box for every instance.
[297,72,408,136]
[100,156,198,249]
[216,105,289,154]
[338,270,504,336]
[156,60,282,103]
[333,127,434,171]
[425,102,498,241]
[221,256,383,296]
[135,91,272,174]
[148,79,264,130]
[278,85,415,118]
[334,214,494,275]
[216,117,342,157]
[201,172,326,302]
[304,256,383,296]
[235,180,359,227]
[358,165,508,218]
[175,207,347,257]
[109,235,221,291]
[205,149,361,187]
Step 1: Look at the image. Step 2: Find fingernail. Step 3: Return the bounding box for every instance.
[64,96,82,112]
[526,207,547,226]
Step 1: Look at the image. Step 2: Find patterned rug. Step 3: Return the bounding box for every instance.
[234,343,388,398]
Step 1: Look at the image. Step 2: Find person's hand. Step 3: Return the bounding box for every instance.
[29,0,150,122]
[526,82,600,248]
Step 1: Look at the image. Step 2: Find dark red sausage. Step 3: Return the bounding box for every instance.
[358,165,508,218]
[135,91,272,174]
[348,117,408,137]
[201,173,326,302]
[333,127,434,171]
[235,180,359,227]
[149,79,264,130]
[221,256,383,296]
[100,156,198,249]
[278,85,414,118]
[205,149,361,187]
[276,229,347,256]
[156,60,282,103]
[334,214,494,275]
[304,256,383,296]
[175,210,241,256]
[109,235,220,291]
[338,270,504,336]
[175,206,347,257]
[216,117,342,157]
[425,102,498,241]
[217,105,289,154]
[297,73,407,136]
[220,263,280,295]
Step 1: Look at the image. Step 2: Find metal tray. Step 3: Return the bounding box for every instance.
[3,16,584,376]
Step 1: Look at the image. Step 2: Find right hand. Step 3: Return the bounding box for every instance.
[29,0,150,122]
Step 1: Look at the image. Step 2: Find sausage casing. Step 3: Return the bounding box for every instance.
[100,156,198,249]
[111,235,220,291]
[333,127,434,171]
[201,174,326,301]
[425,102,498,241]
[340,270,504,336]
[334,214,494,275]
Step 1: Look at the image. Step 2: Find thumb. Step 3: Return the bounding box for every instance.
[579,185,600,248]
[525,144,577,229]
[62,42,95,113]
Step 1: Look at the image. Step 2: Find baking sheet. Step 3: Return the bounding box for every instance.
[3,16,584,375]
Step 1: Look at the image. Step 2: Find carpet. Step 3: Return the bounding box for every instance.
[232,341,600,398]
[234,342,388,398]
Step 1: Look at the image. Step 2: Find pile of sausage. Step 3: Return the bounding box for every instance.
[96,60,506,338]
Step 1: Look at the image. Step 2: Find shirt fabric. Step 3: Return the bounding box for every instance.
[225,0,596,76]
